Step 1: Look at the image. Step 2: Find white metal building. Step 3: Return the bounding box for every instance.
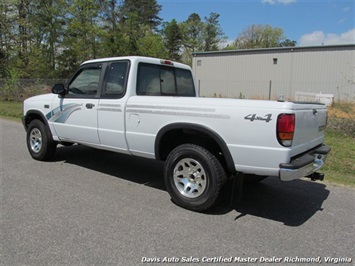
[192,44,355,103]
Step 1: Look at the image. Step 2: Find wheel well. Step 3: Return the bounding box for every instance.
[155,124,236,174]
[23,111,47,131]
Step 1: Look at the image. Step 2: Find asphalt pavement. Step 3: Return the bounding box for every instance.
[1,118,354,265]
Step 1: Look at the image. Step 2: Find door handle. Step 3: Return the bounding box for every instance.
[86,103,95,109]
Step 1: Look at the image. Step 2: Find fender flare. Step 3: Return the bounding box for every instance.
[23,110,49,131]
[155,123,236,174]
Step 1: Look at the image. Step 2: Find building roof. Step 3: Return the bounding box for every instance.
[192,44,355,57]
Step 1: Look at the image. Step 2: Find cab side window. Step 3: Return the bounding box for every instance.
[68,65,102,97]
[102,61,129,98]
[137,63,195,96]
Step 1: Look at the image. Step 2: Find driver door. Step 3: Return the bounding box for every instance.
[51,63,103,144]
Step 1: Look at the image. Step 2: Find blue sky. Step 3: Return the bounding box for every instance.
[158,0,355,46]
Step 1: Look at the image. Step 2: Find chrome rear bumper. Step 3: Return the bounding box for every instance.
[279,145,331,181]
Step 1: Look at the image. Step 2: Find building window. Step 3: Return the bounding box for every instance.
[273,58,278,65]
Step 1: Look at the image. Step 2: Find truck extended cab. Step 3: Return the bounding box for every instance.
[22,56,330,211]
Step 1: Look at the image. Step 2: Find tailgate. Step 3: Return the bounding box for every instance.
[291,102,328,152]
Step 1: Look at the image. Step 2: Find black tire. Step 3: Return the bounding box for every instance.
[164,144,227,212]
[244,174,267,184]
[26,120,56,161]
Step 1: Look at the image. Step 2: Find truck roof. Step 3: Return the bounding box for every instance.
[82,56,191,70]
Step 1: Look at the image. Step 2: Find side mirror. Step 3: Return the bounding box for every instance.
[52,84,66,96]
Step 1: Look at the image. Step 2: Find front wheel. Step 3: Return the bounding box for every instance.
[26,120,56,161]
[164,144,227,212]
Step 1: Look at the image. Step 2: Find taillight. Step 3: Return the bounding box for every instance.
[277,114,295,147]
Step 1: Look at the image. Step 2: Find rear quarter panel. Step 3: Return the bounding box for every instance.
[125,97,295,176]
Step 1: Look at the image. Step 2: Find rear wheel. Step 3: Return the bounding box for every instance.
[164,144,227,212]
[26,120,56,161]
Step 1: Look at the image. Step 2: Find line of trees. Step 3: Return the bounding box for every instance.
[0,0,296,80]
[230,24,297,50]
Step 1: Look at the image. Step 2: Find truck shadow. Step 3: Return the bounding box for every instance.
[54,144,166,190]
[216,177,330,226]
[54,145,330,227]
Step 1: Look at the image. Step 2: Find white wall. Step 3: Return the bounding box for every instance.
[192,45,355,102]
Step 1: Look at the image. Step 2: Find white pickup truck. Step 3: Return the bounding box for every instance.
[22,56,330,211]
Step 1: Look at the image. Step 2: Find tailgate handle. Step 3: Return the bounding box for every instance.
[313,109,318,115]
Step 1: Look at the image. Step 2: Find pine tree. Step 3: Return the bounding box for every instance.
[162,19,182,61]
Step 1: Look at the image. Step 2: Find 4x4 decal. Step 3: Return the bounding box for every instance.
[244,113,272,123]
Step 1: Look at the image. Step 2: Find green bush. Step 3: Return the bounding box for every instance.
[0,79,53,102]
[0,68,21,102]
